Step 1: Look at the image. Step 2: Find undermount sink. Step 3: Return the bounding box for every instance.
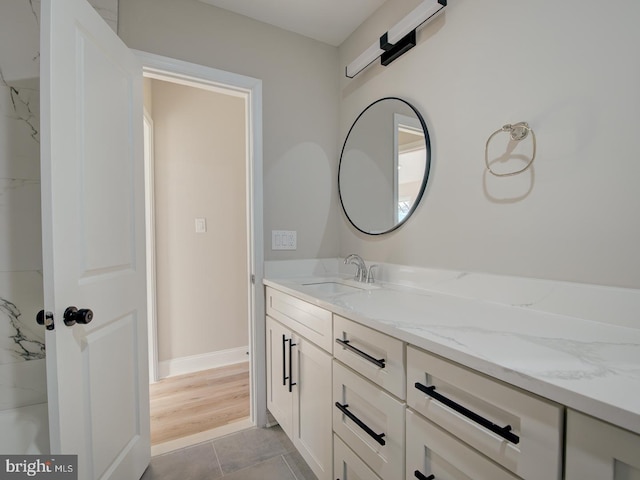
[300,281,364,295]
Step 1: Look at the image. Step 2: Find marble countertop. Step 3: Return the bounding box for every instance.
[263,274,640,436]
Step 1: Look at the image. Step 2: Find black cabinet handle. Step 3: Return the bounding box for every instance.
[414,382,520,444]
[282,335,288,386]
[288,338,297,392]
[415,471,435,480]
[335,338,385,368]
[335,402,386,446]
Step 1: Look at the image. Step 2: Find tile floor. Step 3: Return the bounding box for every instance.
[141,425,317,480]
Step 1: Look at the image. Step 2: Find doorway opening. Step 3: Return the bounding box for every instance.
[137,52,265,455]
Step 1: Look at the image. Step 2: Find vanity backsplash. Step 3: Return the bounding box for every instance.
[265,258,640,330]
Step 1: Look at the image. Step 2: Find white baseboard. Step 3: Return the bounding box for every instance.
[158,346,249,379]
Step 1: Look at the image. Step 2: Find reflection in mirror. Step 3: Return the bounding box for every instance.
[339,98,431,235]
[395,113,427,223]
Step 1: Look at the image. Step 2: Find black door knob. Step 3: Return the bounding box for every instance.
[63,306,94,326]
[36,310,55,330]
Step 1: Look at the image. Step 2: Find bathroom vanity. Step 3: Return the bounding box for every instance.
[263,261,640,480]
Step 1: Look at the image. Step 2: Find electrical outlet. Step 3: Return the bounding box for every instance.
[272,230,297,250]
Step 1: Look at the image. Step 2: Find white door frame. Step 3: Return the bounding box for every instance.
[134,50,266,428]
[143,108,158,384]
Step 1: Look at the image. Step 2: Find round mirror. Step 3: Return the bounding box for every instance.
[338,97,431,235]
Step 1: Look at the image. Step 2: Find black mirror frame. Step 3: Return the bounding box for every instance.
[338,97,431,235]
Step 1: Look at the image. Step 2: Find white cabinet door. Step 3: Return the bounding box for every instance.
[267,315,332,479]
[41,0,149,478]
[292,334,332,480]
[565,410,640,480]
[266,316,293,437]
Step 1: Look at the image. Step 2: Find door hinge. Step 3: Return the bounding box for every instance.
[251,274,256,284]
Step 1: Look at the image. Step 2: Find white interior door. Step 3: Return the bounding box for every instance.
[40,0,150,478]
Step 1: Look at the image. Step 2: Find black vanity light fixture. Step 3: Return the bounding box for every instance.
[345,0,447,78]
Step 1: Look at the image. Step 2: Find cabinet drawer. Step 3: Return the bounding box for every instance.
[565,409,640,480]
[334,434,382,480]
[266,287,332,352]
[407,409,519,480]
[407,346,563,480]
[333,361,404,480]
[334,315,405,399]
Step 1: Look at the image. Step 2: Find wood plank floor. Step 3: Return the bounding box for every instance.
[149,362,250,445]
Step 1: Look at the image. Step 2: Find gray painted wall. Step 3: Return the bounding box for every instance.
[119,0,342,262]
[338,0,640,289]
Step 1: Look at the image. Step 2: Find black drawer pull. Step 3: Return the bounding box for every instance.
[282,335,288,386]
[335,338,385,368]
[288,339,297,392]
[415,382,520,444]
[335,402,386,446]
[415,471,435,480]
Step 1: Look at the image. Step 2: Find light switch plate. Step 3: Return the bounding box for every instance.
[272,230,296,250]
[195,218,207,233]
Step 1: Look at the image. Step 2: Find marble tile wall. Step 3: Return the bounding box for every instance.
[0,0,46,413]
[0,0,118,414]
